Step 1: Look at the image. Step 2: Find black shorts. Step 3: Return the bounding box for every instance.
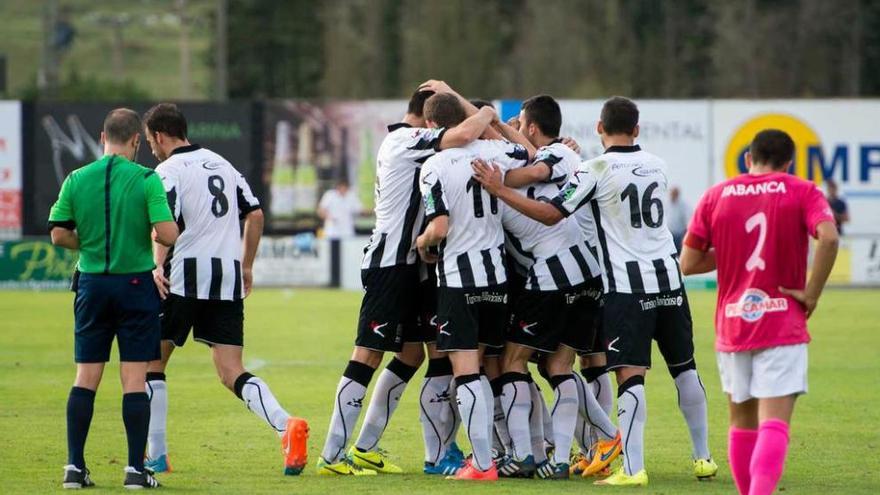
[581,296,606,357]
[436,284,508,352]
[162,294,244,347]
[601,289,694,370]
[74,272,161,363]
[355,265,423,352]
[507,277,603,354]
[416,263,439,344]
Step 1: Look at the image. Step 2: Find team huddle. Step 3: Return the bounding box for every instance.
[51,80,838,492]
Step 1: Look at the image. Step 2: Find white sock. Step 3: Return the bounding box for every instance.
[238,375,291,436]
[528,379,549,463]
[572,372,592,454]
[419,372,454,464]
[492,391,513,455]
[145,375,167,459]
[500,374,532,460]
[355,359,417,452]
[581,380,618,441]
[618,378,647,475]
[320,361,374,463]
[674,368,711,459]
[456,375,492,471]
[479,375,494,446]
[550,375,579,465]
[595,371,614,416]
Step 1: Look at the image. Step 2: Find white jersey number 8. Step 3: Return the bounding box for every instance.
[745,212,767,271]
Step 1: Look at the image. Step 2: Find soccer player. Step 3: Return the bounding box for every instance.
[317,87,498,476]
[472,96,716,486]
[492,95,620,479]
[140,103,309,476]
[50,108,178,489]
[681,129,838,495]
[416,92,533,481]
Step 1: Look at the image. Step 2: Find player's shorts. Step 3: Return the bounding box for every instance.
[161,294,244,347]
[73,272,161,363]
[436,284,508,352]
[580,296,606,357]
[507,277,603,354]
[355,265,423,352]
[717,344,808,404]
[416,264,439,344]
[601,289,694,370]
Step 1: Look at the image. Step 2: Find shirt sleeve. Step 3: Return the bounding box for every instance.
[533,147,566,184]
[48,175,76,230]
[235,173,262,218]
[495,141,530,171]
[419,162,448,221]
[400,127,447,161]
[684,190,713,251]
[549,162,599,217]
[318,191,332,210]
[803,184,835,238]
[144,172,174,224]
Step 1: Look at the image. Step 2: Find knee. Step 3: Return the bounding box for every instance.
[396,344,425,368]
[352,347,383,369]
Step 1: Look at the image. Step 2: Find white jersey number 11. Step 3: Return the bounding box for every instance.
[745,212,767,271]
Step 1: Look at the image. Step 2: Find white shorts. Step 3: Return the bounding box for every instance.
[716,344,808,404]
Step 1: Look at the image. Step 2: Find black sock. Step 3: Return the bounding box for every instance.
[67,387,96,469]
[122,392,151,471]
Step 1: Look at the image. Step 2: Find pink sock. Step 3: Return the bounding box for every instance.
[749,419,790,495]
[729,427,758,494]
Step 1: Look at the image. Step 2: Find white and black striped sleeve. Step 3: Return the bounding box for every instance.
[155,162,181,220]
[402,127,447,162]
[533,147,566,184]
[550,164,598,218]
[496,142,530,170]
[419,162,448,221]
[235,173,261,218]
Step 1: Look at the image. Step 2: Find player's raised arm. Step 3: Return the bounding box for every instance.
[438,105,496,149]
[471,159,563,226]
[491,119,537,160]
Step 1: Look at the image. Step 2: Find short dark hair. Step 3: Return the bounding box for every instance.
[407,90,435,117]
[424,93,467,128]
[469,98,494,110]
[143,103,188,140]
[103,108,141,144]
[750,129,795,170]
[521,95,561,137]
[600,96,639,136]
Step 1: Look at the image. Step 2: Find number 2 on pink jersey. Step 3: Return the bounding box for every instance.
[745,212,767,271]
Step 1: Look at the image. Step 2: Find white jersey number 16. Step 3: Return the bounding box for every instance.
[745,212,767,271]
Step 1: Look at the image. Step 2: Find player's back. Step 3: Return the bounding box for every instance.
[157,145,260,300]
[690,172,833,350]
[421,139,528,288]
[364,124,446,269]
[573,145,679,294]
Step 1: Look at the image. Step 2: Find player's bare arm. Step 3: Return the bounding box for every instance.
[680,245,717,275]
[50,226,80,250]
[491,120,537,159]
[778,220,839,317]
[415,215,448,264]
[152,220,178,247]
[561,136,581,154]
[438,106,496,149]
[241,209,264,298]
[471,159,563,226]
[503,162,552,188]
[151,241,171,299]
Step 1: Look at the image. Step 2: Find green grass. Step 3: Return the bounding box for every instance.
[1,288,878,493]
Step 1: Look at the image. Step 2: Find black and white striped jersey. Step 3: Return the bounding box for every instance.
[534,142,600,249]
[361,123,446,270]
[156,145,261,301]
[502,141,601,291]
[550,145,681,295]
[419,139,529,288]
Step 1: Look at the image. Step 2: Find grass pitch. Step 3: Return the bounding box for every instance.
[1,288,878,494]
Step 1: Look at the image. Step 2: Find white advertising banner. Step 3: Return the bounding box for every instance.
[0,101,22,238]
[711,100,880,235]
[253,235,331,287]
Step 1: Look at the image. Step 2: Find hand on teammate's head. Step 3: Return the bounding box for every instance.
[418,79,453,95]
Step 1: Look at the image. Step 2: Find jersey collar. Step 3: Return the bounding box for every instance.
[549,138,563,145]
[604,144,641,154]
[387,123,412,132]
[170,143,201,156]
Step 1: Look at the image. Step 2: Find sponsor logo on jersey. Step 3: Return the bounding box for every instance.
[725,288,789,322]
[631,166,662,177]
[721,181,787,197]
[638,294,684,311]
[464,291,507,305]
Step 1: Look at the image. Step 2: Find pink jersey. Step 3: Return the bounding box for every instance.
[685,172,834,352]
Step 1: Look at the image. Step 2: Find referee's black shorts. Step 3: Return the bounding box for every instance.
[73,272,161,363]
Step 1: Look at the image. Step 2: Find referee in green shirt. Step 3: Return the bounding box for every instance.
[48,108,179,490]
